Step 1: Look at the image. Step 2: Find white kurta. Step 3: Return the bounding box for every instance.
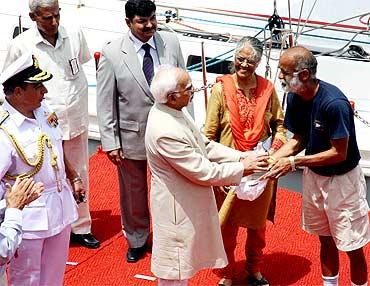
[3,25,91,140]
[0,207,23,277]
[145,103,245,280]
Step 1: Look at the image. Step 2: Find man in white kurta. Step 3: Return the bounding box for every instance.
[3,0,99,248]
[0,177,44,286]
[0,203,22,286]
[145,66,268,286]
[0,53,79,285]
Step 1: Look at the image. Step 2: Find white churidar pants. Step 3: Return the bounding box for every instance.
[0,273,6,286]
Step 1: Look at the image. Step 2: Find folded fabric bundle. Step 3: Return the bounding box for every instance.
[236,140,270,201]
[235,175,268,201]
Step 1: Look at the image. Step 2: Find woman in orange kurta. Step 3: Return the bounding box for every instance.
[204,37,286,286]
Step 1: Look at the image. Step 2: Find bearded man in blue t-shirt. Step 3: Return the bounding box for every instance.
[263,46,369,286]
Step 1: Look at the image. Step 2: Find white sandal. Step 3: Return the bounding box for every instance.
[218,278,233,286]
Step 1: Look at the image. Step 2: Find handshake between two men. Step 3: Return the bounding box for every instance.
[240,151,270,177]
[240,148,286,175]
[240,151,291,180]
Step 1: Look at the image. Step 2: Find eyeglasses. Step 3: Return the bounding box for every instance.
[279,68,305,77]
[170,84,195,95]
[235,56,259,67]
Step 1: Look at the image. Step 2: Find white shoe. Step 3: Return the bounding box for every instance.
[218,278,233,286]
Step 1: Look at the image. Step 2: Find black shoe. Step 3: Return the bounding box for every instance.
[247,275,269,286]
[126,243,147,263]
[70,233,100,249]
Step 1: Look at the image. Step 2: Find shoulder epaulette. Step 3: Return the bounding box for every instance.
[0,111,9,125]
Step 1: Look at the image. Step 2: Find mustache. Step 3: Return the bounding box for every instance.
[280,79,290,92]
[280,79,288,87]
[143,28,156,32]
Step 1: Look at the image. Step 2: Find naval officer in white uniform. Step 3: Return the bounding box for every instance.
[0,53,82,286]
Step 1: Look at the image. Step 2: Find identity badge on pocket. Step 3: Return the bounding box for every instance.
[69,58,79,76]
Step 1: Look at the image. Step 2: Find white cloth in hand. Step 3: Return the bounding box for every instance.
[235,175,268,201]
[236,142,269,201]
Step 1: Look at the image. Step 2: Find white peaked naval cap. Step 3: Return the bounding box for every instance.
[0,53,52,87]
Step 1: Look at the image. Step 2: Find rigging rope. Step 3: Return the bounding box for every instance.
[287,0,292,31]
[301,12,370,35]
[295,0,305,45]
[186,49,234,71]
[316,30,370,57]
[296,0,318,42]
[186,27,270,72]
[267,0,285,39]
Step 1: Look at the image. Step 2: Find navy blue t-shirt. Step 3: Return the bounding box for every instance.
[284,80,360,176]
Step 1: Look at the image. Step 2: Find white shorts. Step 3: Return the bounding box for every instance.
[302,165,370,251]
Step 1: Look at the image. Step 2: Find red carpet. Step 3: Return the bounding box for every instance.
[65,152,369,286]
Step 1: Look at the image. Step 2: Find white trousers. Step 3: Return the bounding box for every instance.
[8,225,71,286]
[0,273,6,286]
[158,278,188,286]
[63,131,92,234]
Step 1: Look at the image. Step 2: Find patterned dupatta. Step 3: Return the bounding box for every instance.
[216,74,273,151]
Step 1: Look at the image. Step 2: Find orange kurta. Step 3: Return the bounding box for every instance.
[204,76,286,228]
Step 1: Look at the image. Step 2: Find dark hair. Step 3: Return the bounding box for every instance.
[125,0,156,21]
[3,82,28,96]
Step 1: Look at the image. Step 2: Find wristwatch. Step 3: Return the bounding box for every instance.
[71,174,82,183]
[289,156,296,171]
